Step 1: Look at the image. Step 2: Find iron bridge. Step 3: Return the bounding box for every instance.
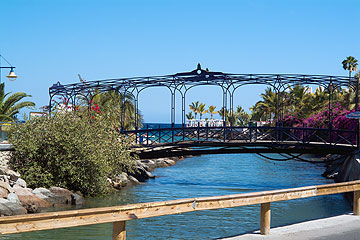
[49,65,360,158]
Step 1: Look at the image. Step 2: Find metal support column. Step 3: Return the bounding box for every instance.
[120,92,126,132]
[328,82,333,144]
[171,90,175,127]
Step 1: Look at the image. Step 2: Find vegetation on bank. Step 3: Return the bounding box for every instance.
[8,85,141,196]
[8,110,136,196]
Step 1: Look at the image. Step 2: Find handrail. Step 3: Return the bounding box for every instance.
[124,125,358,148]
[124,126,357,134]
[1,180,360,239]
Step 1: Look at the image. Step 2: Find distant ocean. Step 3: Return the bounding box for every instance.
[142,123,183,129]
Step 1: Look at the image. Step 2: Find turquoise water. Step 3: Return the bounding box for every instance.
[1,153,351,239]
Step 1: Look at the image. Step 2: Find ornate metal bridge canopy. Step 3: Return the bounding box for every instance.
[49,64,359,130]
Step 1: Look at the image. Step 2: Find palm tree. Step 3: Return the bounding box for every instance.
[198,103,208,119]
[208,105,218,119]
[257,87,278,121]
[186,112,194,120]
[0,83,35,121]
[287,85,313,119]
[311,86,328,113]
[235,106,250,126]
[342,56,358,87]
[189,101,200,119]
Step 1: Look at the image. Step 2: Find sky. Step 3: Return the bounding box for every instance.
[1,0,359,123]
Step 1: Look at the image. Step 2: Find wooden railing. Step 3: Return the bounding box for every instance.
[1,180,360,239]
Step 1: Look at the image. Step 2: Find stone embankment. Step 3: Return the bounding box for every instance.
[109,156,185,189]
[0,151,84,216]
[322,152,360,183]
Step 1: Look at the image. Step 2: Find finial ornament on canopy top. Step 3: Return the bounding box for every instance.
[196,63,202,74]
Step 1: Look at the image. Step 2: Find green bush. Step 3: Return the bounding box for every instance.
[8,111,136,196]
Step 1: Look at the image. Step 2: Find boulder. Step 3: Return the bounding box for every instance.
[154,159,169,168]
[114,172,129,187]
[129,165,154,182]
[71,193,85,205]
[7,192,20,204]
[164,159,176,166]
[128,176,140,185]
[0,188,7,198]
[33,188,66,205]
[49,187,72,204]
[13,185,51,209]
[0,198,27,216]
[15,178,27,188]
[0,175,10,184]
[0,180,14,193]
[140,159,156,171]
[0,168,20,182]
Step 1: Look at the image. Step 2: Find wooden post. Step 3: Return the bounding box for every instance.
[260,203,271,235]
[113,221,126,240]
[354,191,360,215]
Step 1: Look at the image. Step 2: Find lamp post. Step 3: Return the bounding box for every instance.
[0,54,18,83]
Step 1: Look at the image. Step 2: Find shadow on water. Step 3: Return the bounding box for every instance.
[0,153,352,240]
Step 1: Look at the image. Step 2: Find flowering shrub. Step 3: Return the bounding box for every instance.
[282,115,303,128]
[281,105,357,144]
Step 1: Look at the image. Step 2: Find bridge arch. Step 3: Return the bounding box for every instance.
[48,65,360,149]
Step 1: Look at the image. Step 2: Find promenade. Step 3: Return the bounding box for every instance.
[222,214,360,240]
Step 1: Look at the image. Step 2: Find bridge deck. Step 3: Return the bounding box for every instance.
[133,140,356,159]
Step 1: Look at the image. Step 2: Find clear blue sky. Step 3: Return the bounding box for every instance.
[1,0,359,122]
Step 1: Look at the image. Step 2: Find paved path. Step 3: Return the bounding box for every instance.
[220,214,360,240]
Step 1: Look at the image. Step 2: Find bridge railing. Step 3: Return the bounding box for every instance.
[124,125,358,147]
[1,180,360,239]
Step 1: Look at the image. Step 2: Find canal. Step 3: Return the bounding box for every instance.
[1,153,351,239]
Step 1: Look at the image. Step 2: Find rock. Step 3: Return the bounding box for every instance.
[140,159,156,171]
[128,176,140,185]
[26,204,41,214]
[116,172,128,183]
[129,165,155,182]
[0,180,14,193]
[7,170,20,182]
[49,187,72,204]
[0,198,27,216]
[0,175,10,184]
[114,172,129,187]
[15,178,27,188]
[0,168,20,182]
[33,188,65,205]
[71,193,85,205]
[175,156,185,161]
[154,159,169,168]
[7,192,20,204]
[164,159,176,166]
[113,172,130,189]
[335,154,360,182]
[13,185,51,209]
[0,188,7,198]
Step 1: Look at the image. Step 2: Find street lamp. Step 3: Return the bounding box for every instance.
[0,54,18,83]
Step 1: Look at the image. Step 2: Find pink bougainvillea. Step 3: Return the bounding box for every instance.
[280,105,357,144]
